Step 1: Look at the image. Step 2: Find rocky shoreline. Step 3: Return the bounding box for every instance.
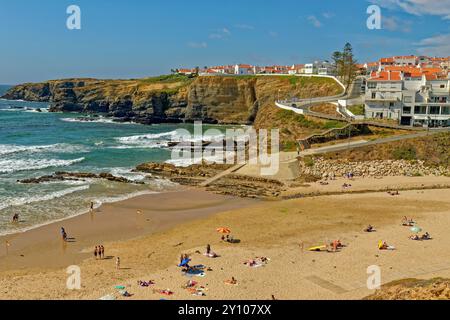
[18,171,145,185]
[1,76,341,126]
[135,162,285,198]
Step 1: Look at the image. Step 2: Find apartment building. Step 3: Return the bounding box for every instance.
[365,70,450,127]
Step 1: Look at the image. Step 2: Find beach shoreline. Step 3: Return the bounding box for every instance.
[1,176,450,299]
[0,187,257,271]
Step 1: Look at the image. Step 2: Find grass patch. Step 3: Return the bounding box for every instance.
[347,104,365,116]
[276,110,345,130]
[392,146,417,161]
[138,74,192,84]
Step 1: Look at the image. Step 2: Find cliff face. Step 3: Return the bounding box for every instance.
[2,75,342,125]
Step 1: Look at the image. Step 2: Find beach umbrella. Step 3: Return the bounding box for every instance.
[216,227,231,234]
[410,226,422,233]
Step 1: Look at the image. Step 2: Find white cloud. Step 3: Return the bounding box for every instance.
[383,15,412,32]
[307,15,322,28]
[322,12,335,19]
[370,0,450,19]
[235,24,255,30]
[414,33,450,56]
[209,28,231,40]
[188,41,208,48]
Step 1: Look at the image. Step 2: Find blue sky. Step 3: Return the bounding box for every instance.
[0,0,449,84]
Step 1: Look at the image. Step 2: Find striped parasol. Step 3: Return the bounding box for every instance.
[216,227,231,234]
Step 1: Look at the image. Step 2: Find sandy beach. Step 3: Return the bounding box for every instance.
[0,175,449,300]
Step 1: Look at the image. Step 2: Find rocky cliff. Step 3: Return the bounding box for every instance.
[2,75,342,126]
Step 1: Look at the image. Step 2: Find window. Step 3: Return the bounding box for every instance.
[430,106,440,115]
[368,82,376,89]
[440,84,446,89]
[442,107,450,115]
[389,102,394,107]
[403,106,411,114]
[372,93,376,99]
[404,96,412,103]
[414,106,427,114]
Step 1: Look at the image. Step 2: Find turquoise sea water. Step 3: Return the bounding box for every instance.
[0,88,230,235]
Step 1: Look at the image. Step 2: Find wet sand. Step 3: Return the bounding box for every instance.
[0,187,257,270]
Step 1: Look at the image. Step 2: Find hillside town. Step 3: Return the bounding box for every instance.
[175,55,450,127]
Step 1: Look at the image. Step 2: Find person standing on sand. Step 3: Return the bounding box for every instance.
[94,246,98,260]
[100,245,105,259]
[116,257,120,270]
[90,201,94,211]
[206,244,211,255]
[61,227,67,241]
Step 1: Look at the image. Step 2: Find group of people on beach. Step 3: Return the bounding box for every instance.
[221,234,235,243]
[94,245,105,259]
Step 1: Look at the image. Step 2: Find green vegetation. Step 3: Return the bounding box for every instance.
[303,156,315,167]
[331,43,358,90]
[286,75,338,88]
[322,132,450,167]
[138,74,192,84]
[347,104,365,116]
[392,146,417,161]
[276,110,345,130]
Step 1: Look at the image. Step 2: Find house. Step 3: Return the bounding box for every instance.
[304,63,316,74]
[234,64,254,75]
[288,64,305,75]
[379,57,395,67]
[177,68,194,75]
[364,69,450,127]
[393,55,417,66]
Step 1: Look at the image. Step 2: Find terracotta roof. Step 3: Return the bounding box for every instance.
[369,71,402,81]
[380,57,394,63]
[237,64,253,69]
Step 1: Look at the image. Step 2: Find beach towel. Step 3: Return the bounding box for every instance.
[114,285,126,290]
[308,245,326,252]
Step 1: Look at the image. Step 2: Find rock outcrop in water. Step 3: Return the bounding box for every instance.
[18,172,144,185]
[2,75,342,126]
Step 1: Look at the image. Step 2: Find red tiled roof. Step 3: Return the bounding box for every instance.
[369,71,402,81]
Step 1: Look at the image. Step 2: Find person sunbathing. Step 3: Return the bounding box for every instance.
[224,277,238,285]
[409,234,420,241]
[364,225,375,232]
[138,280,155,287]
[378,241,395,250]
[421,232,431,240]
[402,217,415,226]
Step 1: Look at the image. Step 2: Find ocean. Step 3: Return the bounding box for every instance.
[0,86,230,236]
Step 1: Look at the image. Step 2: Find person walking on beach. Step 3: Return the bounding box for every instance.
[206,244,211,255]
[90,201,94,211]
[100,245,105,259]
[94,246,98,260]
[61,227,67,242]
[116,257,120,270]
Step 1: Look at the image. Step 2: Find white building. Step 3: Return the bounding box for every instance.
[234,64,254,75]
[365,70,450,127]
